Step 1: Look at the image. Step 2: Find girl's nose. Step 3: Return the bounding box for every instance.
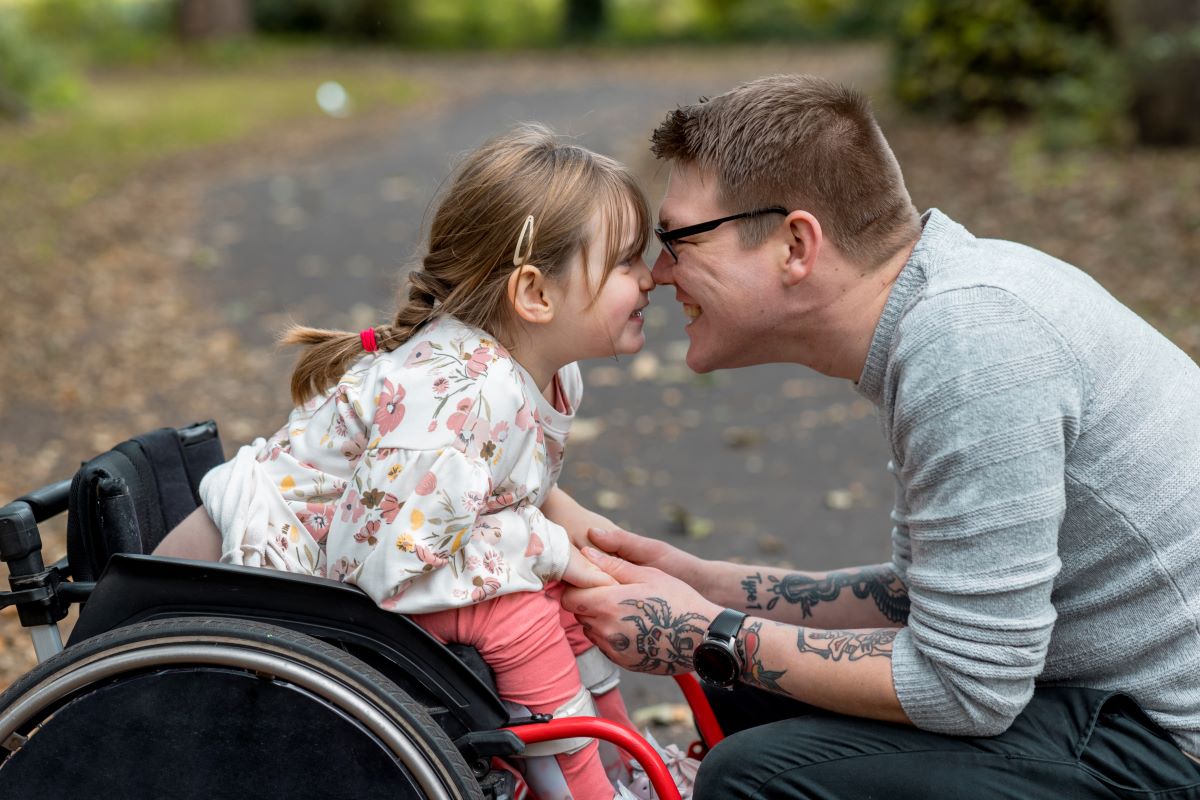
[637,258,655,291]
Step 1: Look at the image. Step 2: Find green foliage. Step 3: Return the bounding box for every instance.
[891,0,1129,148]
[609,0,888,44]
[0,11,80,121]
[409,0,560,49]
[251,0,561,48]
[251,0,412,41]
[23,0,172,65]
[247,0,888,47]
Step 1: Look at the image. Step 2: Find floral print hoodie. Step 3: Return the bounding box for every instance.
[198,316,577,613]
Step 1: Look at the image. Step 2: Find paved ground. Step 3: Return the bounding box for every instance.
[192,45,896,720]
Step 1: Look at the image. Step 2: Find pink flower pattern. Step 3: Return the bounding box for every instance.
[404,340,435,367]
[298,502,334,543]
[414,471,437,496]
[241,317,578,614]
[375,378,406,435]
[339,490,364,523]
[465,346,492,378]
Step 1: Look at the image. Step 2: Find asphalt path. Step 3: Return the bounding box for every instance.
[196,48,896,716]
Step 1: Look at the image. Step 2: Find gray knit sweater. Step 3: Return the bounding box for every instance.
[856,209,1200,752]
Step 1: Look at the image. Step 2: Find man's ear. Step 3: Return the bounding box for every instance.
[507,264,556,324]
[782,211,822,287]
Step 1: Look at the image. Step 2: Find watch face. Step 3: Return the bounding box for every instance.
[694,641,738,686]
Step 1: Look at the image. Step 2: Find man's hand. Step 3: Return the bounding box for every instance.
[560,544,617,588]
[586,527,710,590]
[562,547,721,675]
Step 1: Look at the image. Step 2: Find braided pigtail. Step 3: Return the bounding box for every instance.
[281,325,365,405]
[283,270,451,405]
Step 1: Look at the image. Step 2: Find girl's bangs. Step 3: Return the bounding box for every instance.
[597,174,652,280]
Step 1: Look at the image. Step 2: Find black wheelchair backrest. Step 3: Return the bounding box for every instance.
[66,421,224,581]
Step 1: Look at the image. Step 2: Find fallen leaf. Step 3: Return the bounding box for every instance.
[595,489,628,510]
[824,489,854,510]
[722,426,762,449]
[632,702,693,728]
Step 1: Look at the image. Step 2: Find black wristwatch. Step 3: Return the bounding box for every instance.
[693,609,747,689]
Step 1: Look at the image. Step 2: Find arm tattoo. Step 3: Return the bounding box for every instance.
[796,628,896,662]
[742,564,910,623]
[619,597,709,674]
[740,620,787,693]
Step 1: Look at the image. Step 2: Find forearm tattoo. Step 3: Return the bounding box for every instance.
[740,620,787,693]
[742,564,910,623]
[619,597,709,674]
[796,628,896,662]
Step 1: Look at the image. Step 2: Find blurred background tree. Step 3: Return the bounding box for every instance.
[1111,0,1200,146]
[3,0,1196,146]
[177,0,252,41]
[892,0,1200,149]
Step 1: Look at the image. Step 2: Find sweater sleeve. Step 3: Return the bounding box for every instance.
[887,287,1083,736]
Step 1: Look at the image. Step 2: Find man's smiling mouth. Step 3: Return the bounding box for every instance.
[683,303,703,322]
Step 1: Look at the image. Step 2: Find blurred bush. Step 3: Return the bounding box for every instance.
[890,0,1129,148]
[0,11,80,121]
[24,0,173,64]
[251,0,561,48]
[608,0,887,44]
[247,0,886,48]
[1110,0,1200,147]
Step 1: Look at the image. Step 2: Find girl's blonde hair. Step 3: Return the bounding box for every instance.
[283,124,651,404]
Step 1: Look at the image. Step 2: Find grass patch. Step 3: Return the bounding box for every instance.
[0,45,420,203]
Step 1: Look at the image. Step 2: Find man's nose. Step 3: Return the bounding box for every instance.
[651,248,675,285]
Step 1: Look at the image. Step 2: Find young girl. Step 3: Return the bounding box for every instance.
[178,125,655,798]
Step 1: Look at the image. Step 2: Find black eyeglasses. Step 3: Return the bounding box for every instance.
[655,207,788,262]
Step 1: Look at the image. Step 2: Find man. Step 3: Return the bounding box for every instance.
[563,74,1200,797]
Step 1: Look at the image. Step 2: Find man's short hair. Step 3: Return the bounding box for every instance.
[651,74,921,268]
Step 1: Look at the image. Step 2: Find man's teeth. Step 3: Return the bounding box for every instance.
[683,304,702,320]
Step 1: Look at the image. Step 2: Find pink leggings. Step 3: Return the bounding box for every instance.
[411,583,631,799]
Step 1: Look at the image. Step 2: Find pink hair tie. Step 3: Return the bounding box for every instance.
[360,328,378,353]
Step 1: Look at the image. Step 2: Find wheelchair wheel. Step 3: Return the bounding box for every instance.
[0,616,485,800]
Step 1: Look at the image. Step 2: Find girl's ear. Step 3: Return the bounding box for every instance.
[507,264,556,324]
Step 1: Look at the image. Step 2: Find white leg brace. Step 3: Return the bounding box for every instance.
[504,685,599,757]
[576,645,621,695]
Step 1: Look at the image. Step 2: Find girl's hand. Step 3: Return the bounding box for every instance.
[586,527,709,590]
[561,544,618,588]
[541,487,619,550]
[562,547,721,675]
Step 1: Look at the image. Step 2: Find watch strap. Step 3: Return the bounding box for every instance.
[708,608,747,642]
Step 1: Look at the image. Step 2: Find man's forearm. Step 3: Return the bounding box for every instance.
[737,616,910,724]
[697,561,910,629]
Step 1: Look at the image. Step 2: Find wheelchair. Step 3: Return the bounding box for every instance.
[0,421,724,799]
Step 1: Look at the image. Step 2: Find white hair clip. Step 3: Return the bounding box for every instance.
[513,214,535,266]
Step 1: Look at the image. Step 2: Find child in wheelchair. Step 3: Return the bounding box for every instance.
[156,124,666,799]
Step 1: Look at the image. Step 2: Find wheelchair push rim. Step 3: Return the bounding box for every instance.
[0,616,485,799]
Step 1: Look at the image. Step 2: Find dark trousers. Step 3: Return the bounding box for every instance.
[695,684,1200,799]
